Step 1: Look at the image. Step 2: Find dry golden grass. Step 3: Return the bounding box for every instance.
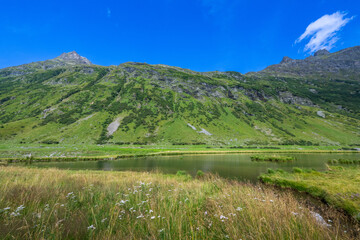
[0,166,357,239]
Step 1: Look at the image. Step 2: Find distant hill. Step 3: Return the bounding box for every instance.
[0,48,359,146]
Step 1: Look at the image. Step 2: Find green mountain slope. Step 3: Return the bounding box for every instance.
[1,50,359,146]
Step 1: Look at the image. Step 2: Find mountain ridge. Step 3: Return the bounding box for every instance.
[250,46,360,80]
[0,46,359,146]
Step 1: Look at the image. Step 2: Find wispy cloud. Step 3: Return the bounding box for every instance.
[295,11,354,53]
[201,0,226,15]
[107,8,111,18]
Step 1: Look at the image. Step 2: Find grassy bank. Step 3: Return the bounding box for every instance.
[0,167,356,239]
[251,155,295,162]
[328,159,360,165]
[260,166,360,221]
[0,144,358,162]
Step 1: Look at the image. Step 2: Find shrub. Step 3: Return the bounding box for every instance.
[293,167,303,173]
[176,170,188,176]
[41,139,59,144]
[196,170,204,178]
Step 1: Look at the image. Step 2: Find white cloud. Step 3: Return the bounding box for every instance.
[295,11,354,53]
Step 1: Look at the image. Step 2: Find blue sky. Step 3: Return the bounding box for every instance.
[1,0,359,73]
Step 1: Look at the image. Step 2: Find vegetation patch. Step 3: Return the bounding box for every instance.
[260,166,360,221]
[251,154,295,162]
[328,159,360,165]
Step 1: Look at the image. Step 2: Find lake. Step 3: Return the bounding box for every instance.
[31,153,360,182]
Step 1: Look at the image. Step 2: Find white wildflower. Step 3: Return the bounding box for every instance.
[87,225,96,230]
[10,212,21,217]
[16,205,25,211]
[220,215,228,220]
[66,192,74,198]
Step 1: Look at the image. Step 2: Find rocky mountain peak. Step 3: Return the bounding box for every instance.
[55,51,92,65]
[314,49,330,57]
[280,56,293,64]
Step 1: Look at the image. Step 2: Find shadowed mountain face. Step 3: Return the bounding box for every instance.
[0,47,359,146]
[252,46,360,80]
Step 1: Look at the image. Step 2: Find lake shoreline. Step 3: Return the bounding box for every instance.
[1,148,359,164]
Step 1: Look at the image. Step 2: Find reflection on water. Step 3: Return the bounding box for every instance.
[32,153,360,182]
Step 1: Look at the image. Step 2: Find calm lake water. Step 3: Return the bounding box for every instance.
[31,153,360,182]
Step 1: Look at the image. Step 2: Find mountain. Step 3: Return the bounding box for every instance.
[250,46,360,80]
[0,49,359,146]
[0,51,92,78]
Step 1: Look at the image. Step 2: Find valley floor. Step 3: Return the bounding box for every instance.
[0,166,358,239]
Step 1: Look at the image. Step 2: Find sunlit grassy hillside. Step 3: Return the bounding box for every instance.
[1,58,359,146]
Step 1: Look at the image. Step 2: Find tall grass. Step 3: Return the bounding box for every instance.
[0,166,356,239]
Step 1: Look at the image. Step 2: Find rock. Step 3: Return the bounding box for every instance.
[42,107,56,119]
[279,91,315,107]
[314,49,330,57]
[317,111,326,118]
[187,123,197,130]
[198,128,212,136]
[309,89,318,94]
[107,117,123,136]
[310,211,331,227]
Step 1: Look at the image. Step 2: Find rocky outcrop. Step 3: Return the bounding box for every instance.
[280,56,293,64]
[56,51,92,65]
[198,128,212,136]
[314,49,330,57]
[107,117,123,136]
[279,91,315,107]
[317,111,326,118]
